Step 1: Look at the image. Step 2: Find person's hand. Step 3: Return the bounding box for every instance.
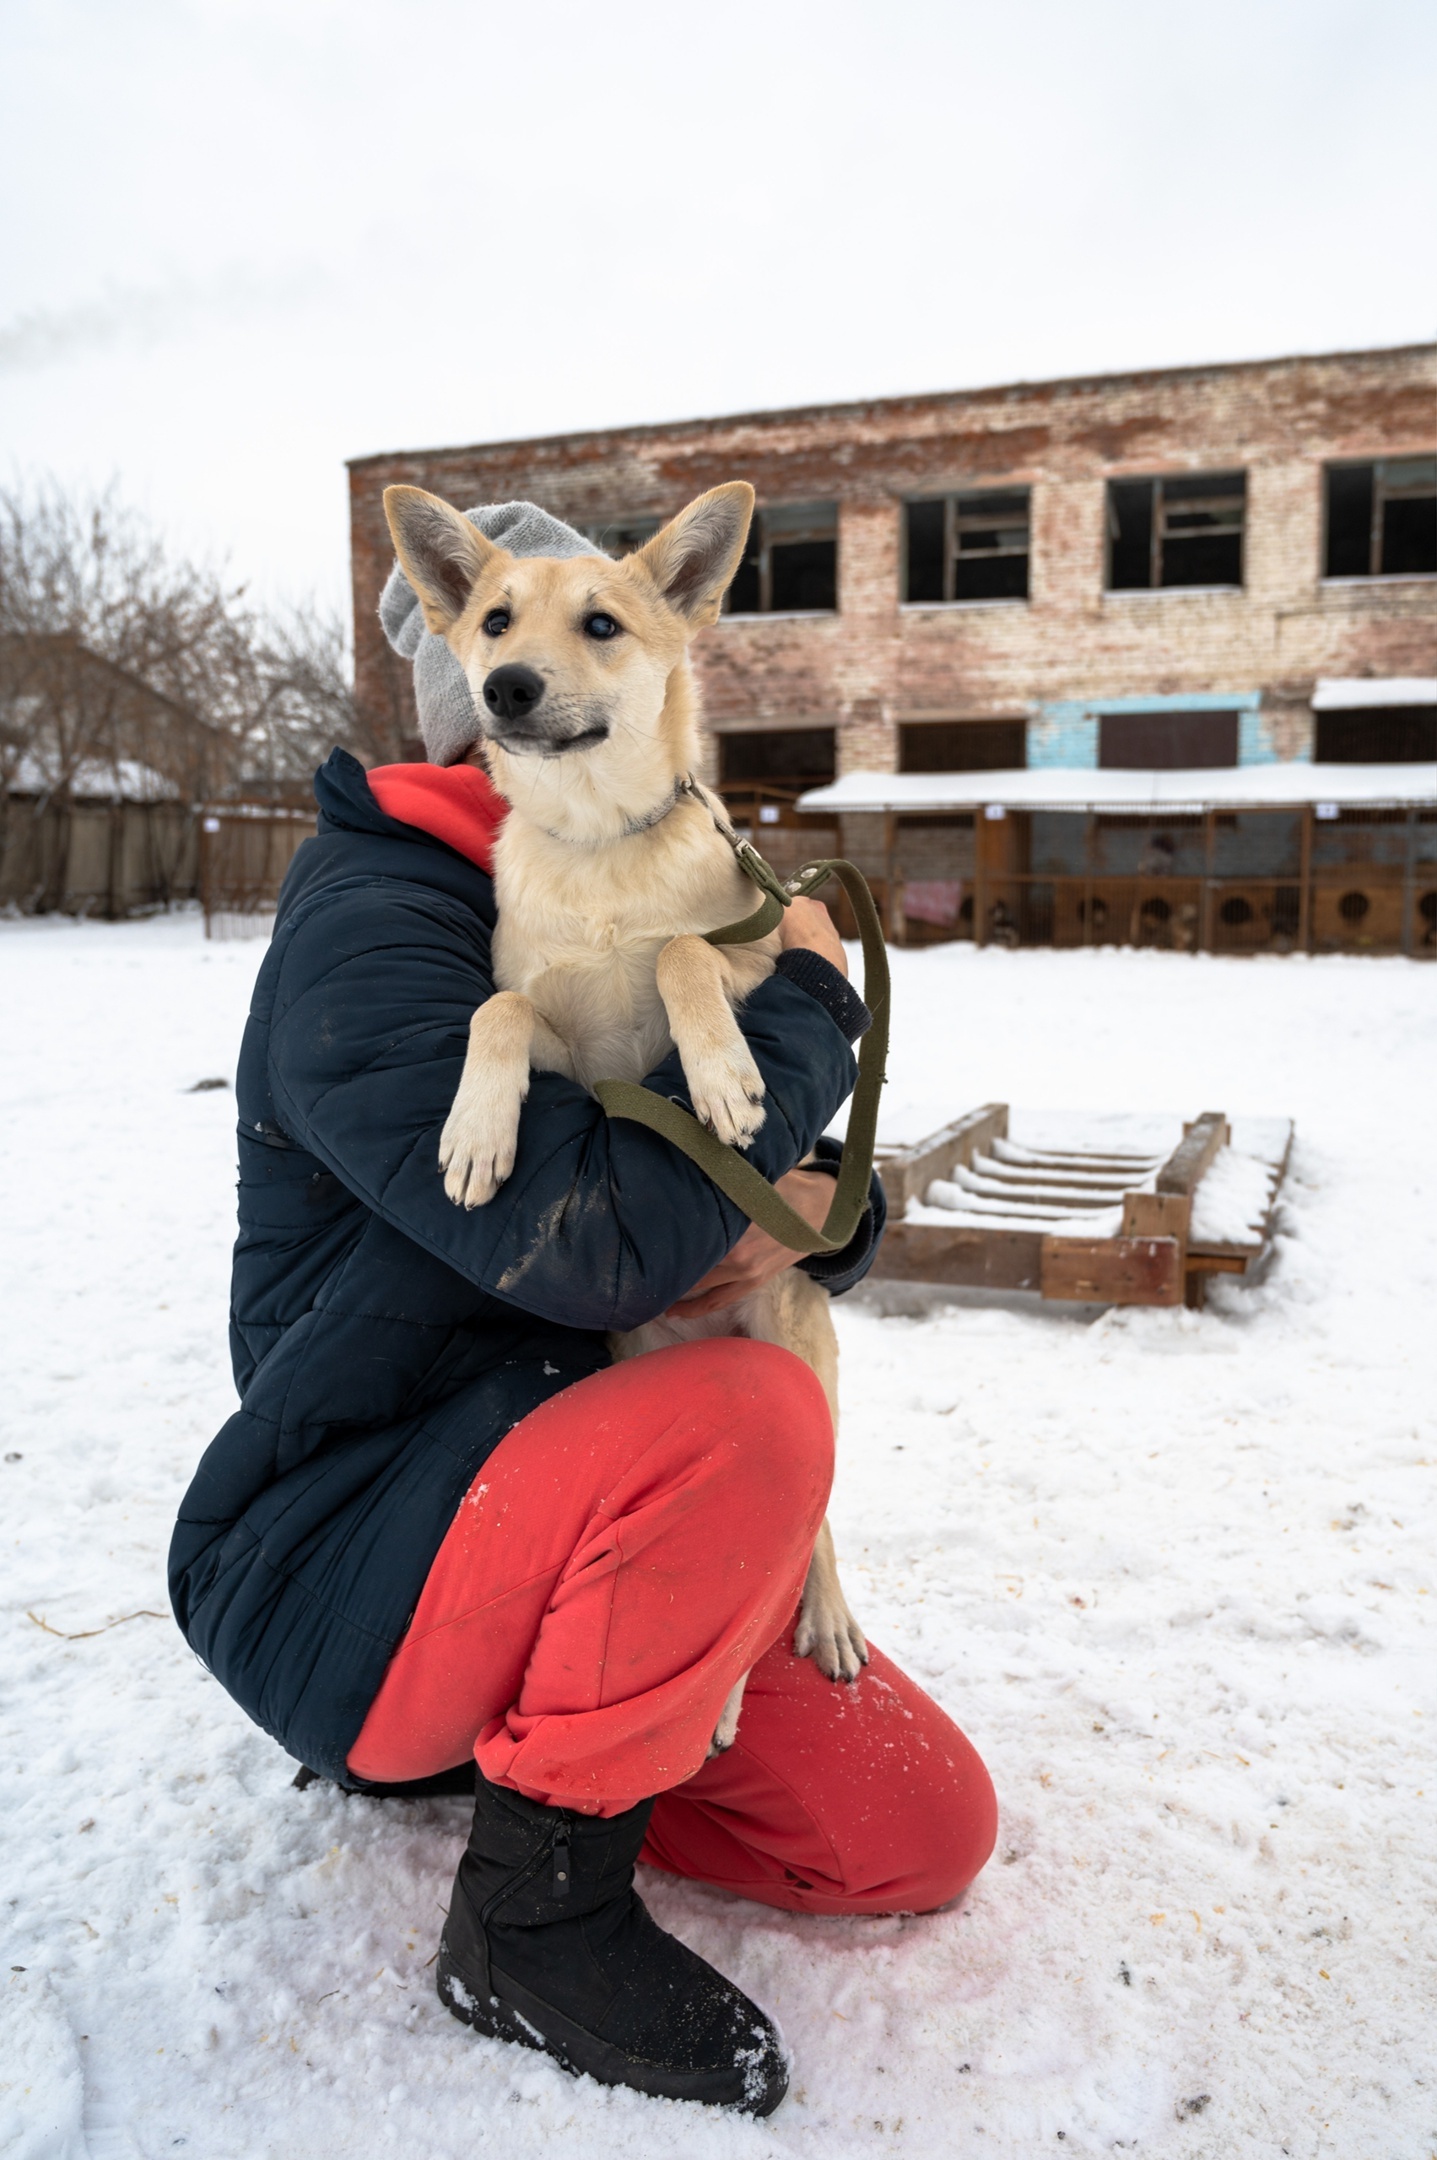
[665,1166,835,1318]
[776,896,847,978]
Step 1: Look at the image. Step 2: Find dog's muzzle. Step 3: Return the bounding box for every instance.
[481,666,611,755]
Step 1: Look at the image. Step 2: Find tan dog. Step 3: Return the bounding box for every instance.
[383,482,867,1733]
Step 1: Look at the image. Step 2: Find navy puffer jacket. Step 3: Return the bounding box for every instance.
[169,751,885,1782]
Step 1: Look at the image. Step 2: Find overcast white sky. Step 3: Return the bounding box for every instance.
[2,0,1434,620]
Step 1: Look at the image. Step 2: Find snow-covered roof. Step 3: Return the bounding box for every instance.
[797,762,1437,815]
[1311,676,1436,710]
[7,754,180,803]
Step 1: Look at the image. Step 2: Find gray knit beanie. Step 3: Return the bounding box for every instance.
[378,501,601,765]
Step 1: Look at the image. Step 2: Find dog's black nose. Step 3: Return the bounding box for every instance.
[483,664,546,724]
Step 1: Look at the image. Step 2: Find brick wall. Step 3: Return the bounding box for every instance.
[349,344,1436,775]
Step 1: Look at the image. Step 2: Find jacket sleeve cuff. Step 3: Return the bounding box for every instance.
[773,948,871,1044]
[795,1137,889,1295]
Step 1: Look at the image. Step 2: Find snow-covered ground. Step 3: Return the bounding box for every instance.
[2,914,1434,2160]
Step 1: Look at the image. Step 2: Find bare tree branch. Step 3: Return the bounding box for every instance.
[0,483,392,838]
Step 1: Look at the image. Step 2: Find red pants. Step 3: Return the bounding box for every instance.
[350,1340,996,1915]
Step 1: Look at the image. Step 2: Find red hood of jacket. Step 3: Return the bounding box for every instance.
[367,761,508,873]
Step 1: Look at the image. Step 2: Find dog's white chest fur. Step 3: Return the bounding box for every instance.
[490,803,773,1088]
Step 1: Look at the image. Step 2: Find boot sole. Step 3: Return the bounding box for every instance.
[436,1941,788,2116]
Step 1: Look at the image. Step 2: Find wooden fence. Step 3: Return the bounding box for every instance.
[0,797,197,917]
[199,805,317,938]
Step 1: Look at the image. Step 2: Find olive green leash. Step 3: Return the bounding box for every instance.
[592,803,890,1256]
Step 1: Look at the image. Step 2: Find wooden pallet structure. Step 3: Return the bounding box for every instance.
[871,1105,1294,1309]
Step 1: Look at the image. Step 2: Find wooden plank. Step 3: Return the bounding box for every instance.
[1187,1115,1294,1261]
[963,1179,1131,1204]
[1156,1111,1229,1197]
[1299,804,1314,956]
[1121,1190,1191,1241]
[971,1161,1134,1188]
[875,1103,1009,1213]
[1184,1248,1252,1310]
[957,1189,1126,1211]
[870,1221,1043,1289]
[1040,1235,1183,1306]
[992,1146,1161,1165]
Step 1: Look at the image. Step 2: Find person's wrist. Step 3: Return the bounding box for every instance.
[777,1165,836,1233]
[776,898,847,977]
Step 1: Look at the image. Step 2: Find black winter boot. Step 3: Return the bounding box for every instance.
[436,1771,789,2115]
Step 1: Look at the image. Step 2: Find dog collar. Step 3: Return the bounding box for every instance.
[533,771,780,863]
[536,776,693,849]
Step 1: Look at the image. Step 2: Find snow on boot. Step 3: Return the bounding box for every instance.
[436,1771,789,2115]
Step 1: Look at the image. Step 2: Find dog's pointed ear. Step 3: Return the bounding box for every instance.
[383,486,499,634]
[633,483,755,629]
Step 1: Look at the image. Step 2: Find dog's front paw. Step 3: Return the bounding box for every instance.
[438,1100,520,1209]
[686,1042,767,1149]
[794,1588,869,1683]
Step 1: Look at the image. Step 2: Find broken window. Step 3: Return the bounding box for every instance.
[1324,457,1437,578]
[1314,707,1437,762]
[719,727,837,793]
[898,719,1028,771]
[576,514,662,557]
[725,503,838,614]
[904,490,1031,603]
[1106,472,1246,590]
[1098,710,1240,769]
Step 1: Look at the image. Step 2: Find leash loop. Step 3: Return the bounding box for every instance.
[595,821,891,1254]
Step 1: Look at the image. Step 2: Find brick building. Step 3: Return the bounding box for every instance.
[349,343,1436,955]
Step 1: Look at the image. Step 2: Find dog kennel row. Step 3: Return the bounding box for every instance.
[762,803,1437,956]
[868,872,1434,955]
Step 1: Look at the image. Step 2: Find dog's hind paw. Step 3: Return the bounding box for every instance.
[794,1599,869,1684]
[707,1669,750,1756]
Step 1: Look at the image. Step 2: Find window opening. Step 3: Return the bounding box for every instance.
[954,492,1030,601]
[904,490,1030,604]
[1324,457,1436,578]
[725,503,837,615]
[1314,706,1437,763]
[1098,710,1240,769]
[718,727,836,792]
[898,719,1027,772]
[1106,472,1246,590]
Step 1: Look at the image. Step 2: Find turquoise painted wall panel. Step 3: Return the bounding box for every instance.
[1028,704,1098,768]
[1027,690,1304,770]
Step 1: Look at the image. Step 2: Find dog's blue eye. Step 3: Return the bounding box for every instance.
[482,609,510,637]
[584,613,621,641]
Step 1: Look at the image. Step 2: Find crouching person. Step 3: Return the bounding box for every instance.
[169,506,997,2117]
